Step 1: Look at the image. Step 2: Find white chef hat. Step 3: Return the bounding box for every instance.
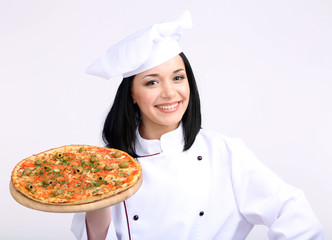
[86,10,192,79]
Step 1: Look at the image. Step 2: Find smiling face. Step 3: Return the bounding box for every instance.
[131,55,190,140]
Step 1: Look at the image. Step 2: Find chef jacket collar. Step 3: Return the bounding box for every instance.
[135,123,184,156]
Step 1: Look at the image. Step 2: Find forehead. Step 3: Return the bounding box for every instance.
[135,55,185,78]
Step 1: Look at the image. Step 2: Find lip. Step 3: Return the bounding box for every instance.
[155,101,180,113]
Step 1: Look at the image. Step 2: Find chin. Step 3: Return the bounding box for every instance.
[158,119,182,129]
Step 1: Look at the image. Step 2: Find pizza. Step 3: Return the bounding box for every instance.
[11,145,141,205]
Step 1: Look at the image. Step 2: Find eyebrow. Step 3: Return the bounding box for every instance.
[142,68,185,79]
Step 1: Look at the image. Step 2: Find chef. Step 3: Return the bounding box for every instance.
[71,10,324,240]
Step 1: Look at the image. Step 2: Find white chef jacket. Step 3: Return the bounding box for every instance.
[71,125,324,239]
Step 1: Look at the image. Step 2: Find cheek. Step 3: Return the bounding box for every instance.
[180,83,190,100]
[133,91,156,108]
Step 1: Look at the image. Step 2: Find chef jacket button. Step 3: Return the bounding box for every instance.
[199,211,204,216]
[133,215,139,221]
[197,156,202,161]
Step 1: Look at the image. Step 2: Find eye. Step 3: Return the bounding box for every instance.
[173,75,185,81]
[145,80,158,86]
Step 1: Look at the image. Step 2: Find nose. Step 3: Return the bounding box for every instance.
[160,80,176,99]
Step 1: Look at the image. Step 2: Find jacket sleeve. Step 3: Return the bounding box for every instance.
[229,139,324,239]
[71,212,118,240]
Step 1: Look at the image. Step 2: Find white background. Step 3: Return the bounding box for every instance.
[1,0,331,239]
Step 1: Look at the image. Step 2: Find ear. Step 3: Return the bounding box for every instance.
[131,81,137,104]
[132,95,137,104]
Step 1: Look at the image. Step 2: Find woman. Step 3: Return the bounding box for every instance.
[72,11,323,240]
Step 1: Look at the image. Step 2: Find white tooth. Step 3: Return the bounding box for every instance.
[158,103,178,109]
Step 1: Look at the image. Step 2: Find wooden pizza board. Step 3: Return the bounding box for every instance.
[9,175,142,213]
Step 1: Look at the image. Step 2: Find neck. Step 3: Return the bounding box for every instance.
[139,122,180,140]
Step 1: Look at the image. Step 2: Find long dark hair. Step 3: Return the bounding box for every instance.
[102,52,201,157]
